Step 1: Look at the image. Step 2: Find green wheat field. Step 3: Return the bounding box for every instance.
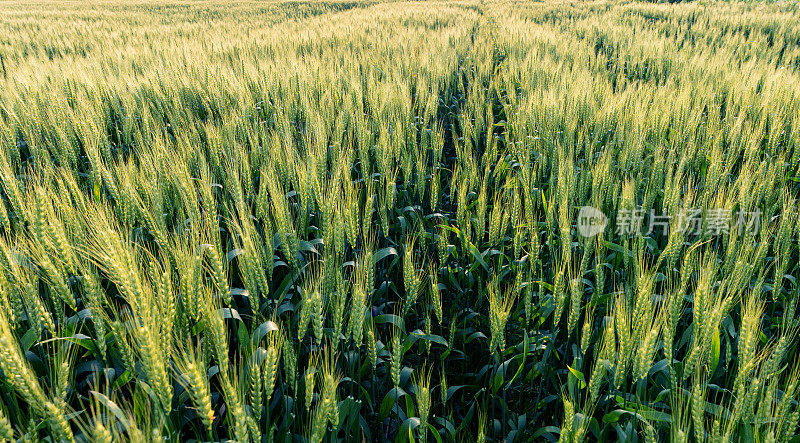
[0,0,799,441]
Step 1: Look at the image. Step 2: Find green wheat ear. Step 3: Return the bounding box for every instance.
[0,407,12,441]
[390,323,403,389]
[175,342,215,437]
[487,275,515,354]
[413,363,433,443]
[402,235,421,317]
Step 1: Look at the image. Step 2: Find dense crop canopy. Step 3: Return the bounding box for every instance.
[0,0,799,441]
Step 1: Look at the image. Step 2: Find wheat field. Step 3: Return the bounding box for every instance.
[0,0,799,441]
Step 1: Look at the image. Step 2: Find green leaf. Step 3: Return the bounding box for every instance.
[567,365,586,389]
[272,270,300,304]
[252,320,279,345]
[374,247,399,265]
[628,408,672,424]
[379,387,407,421]
[507,332,529,386]
[531,426,561,440]
[37,333,98,355]
[336,397,361,432]
[237,323,250,351]
[530,280,555,292]
[20,327,39,352]
[91,391,132,431]
[218,308,243,322]
[710,328,720,374]
[603,241,635,260]
[111,370,133,391]
[603,409,630,424]
[401,417,421,442]
[468,244,489,273]
[226,248,244,263]
[374,314,406,332]
[93,181,102,202]
[403,331,448,354]
[465,331,487,343]
[427,423,443,443]
[298,240,319,254]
